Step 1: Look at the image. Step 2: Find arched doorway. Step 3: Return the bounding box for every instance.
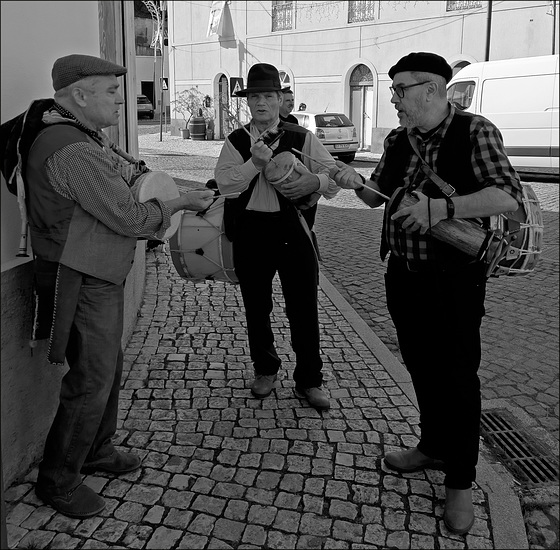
[349,65,374,150]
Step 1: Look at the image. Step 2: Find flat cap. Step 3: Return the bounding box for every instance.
[389,52,452,83]
[281,87,293,94]
[52,54,127,91]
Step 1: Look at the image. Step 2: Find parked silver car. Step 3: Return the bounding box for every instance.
[137,94,154,119]
[292,112,358,163]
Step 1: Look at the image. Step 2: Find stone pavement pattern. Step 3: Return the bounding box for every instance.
[6,250,496,549]
[4,129,557,548]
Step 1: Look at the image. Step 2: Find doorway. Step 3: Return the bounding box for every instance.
[349,65,374,150]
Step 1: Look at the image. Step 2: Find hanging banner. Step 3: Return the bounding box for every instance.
[208,0,226,37]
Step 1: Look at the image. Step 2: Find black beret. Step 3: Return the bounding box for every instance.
[389,52,453,83]
[52,54,127,91]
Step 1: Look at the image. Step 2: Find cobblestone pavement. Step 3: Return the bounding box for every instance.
[4,128,556,548]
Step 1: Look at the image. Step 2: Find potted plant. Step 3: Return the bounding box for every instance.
[171,87,202,138]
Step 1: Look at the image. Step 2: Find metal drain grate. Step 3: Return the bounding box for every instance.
[480,410,559,487]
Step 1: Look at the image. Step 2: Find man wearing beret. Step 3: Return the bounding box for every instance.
[1,54,214,518]
[215,63,339,410]
[330,52,523,535]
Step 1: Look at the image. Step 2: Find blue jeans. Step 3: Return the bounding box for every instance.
[37,267,124,495]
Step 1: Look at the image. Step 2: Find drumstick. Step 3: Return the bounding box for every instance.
[291,148,390,201]
[216,191,241,198]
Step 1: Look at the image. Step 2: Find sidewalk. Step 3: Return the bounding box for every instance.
[4,246,528,549]
[3,130,538,548]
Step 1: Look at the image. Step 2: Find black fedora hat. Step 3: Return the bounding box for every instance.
[235,63,282,97]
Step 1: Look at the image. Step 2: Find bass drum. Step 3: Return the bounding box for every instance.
[169,197,238,283]
[131,171,181,240]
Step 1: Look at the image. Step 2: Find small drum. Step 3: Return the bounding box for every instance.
[392,184,543,277]
[131,171,181,240]
[169,197,238,283]
[263,151,320,209]
[485,183,543,277]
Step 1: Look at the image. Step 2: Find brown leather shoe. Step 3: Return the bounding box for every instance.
[384,447,445,473]
[295,386,330,410]
[81,450,141,474]
[251,374,278,399]
[35,483,105,518]
[444,487,475,535]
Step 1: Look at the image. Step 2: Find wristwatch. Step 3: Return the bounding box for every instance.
[444,195,455,219]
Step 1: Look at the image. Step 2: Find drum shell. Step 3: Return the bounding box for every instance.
[264,151,309,190]
[169,197,238,283]
[263,151,319,209]
[395,192,495,259]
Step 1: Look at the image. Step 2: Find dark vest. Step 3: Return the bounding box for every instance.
[226,122,317,233]
[378,111,484,263]
[26,124,137,284]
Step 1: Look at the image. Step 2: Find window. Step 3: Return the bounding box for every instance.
[446,1,482,11]
[447,80,476,110]
[279,71,291,87]
[348,0,376,23]
[272,1,293,31]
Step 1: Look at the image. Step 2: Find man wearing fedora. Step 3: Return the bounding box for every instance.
[215,63,339,410]
[1,53,214,518]
[329,52,522,535]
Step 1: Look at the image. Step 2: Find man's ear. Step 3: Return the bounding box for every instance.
[71,86,88,108]
[425,81,439,100]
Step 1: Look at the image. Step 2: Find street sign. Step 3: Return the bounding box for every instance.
[161,77,168,90]
[230,77,243,97]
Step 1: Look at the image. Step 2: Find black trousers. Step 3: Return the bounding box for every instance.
[233,210,323,388]
[385,255,487,489]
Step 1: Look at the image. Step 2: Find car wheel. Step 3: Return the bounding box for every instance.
[338,153,356,164]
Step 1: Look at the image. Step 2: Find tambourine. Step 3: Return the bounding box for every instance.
[131,171,181,240]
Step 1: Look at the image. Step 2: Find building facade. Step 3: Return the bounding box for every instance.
[167,0,558,152]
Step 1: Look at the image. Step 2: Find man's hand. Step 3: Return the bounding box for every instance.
[250,140,273,170]
[278,163,320,201]
[391,191,446,235]
[329,160,362,190]
[165,189,215,215]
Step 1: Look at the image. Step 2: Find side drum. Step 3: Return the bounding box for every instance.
[169,197,238,283]
[131,171,181,240]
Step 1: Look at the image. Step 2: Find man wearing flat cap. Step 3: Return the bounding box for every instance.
[215,62,339,410]
[1,53,214,518]
[329,51,523,535]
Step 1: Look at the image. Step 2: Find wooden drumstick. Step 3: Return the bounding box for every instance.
[291,148,390,201]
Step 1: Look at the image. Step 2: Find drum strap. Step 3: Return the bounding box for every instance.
[407,135,456,197]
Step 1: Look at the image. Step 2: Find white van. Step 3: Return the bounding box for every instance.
[447,55,559,172]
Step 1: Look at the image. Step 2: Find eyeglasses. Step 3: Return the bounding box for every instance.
[389,81,432,98]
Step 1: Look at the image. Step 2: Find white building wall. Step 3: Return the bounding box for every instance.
[167,0,559,148]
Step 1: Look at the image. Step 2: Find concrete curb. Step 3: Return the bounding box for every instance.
[318,271,529,549]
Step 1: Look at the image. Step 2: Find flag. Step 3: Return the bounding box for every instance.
[208,0,226,36]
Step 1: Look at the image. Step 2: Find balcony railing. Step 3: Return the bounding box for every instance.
[272,1,293,31]
[348,0,376,23]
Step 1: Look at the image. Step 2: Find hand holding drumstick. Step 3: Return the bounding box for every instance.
[291,149,389,202]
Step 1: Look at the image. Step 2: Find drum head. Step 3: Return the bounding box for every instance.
[133,171,181,240]
[264,151,296,185]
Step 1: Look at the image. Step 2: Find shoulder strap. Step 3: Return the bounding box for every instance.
[407,134,457,197]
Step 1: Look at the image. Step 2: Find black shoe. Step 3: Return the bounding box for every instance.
[251,374,278,399]
[81,451,141,474]
[35,483,105,518]
[294,386,330,410]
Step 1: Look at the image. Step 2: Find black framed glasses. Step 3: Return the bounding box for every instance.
[389,81,432,98]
